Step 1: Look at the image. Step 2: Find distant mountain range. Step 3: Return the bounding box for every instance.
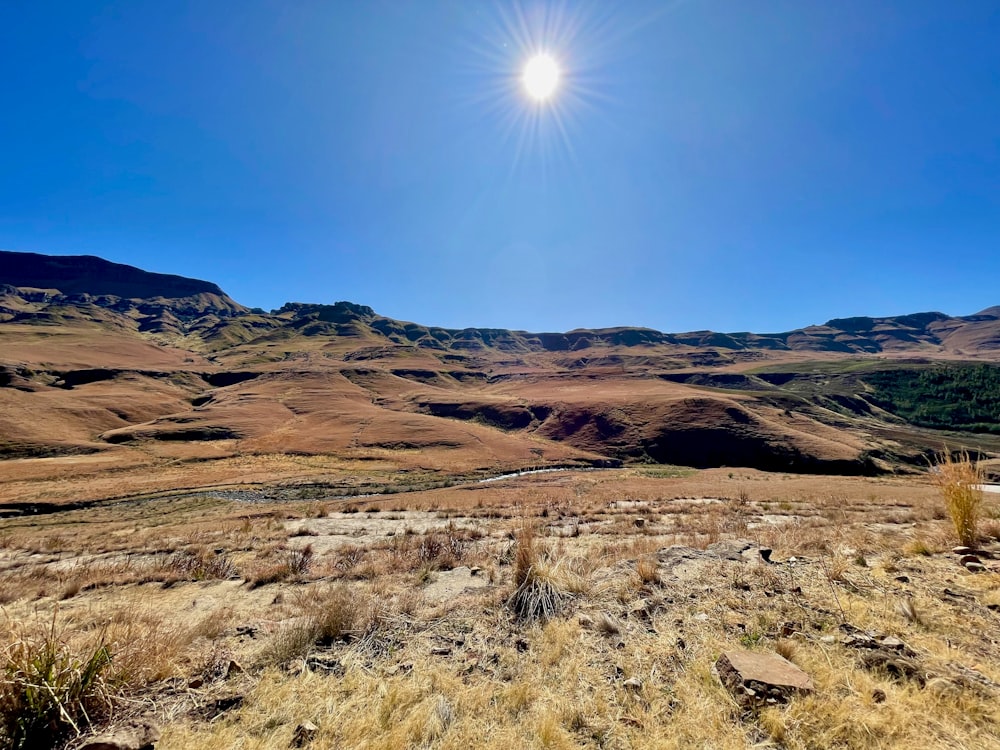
[1,249,998,478]
[1,250,997,357]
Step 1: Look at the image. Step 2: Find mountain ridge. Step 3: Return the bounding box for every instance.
[2,250,997,356]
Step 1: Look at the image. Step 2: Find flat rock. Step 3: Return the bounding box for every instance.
[715,650,813,708]
[77,721,161,750]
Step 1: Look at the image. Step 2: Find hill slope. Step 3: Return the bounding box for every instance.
[0,251,998,494]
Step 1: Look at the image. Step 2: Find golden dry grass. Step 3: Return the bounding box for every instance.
[933,450,986,547]
[1,467,1000,748]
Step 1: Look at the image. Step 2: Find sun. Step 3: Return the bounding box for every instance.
[522,53,560,101]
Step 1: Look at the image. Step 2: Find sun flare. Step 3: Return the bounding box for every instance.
[522,53,560,101]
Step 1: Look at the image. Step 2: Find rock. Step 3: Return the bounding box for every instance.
[623,678,643,691]
[469,567,482,576]
[431,647,452,656]
[871,688,887,703]
[820,635,836,644]
[966,561,987,573]
[197,694,244,721]
[305,654,343,675]
[633,517,646,528]
[759,548,773,563]
[859,651,925,686]
[577,613,594,627]
[778,621,800,637]
[953,546,975,556]
[235,624,258,638]
[78,721,161,750]
[894,575,910,584]
[943,587,975,601]
[225,659,244,678]
[187,677,204,689]
[959,554,982,566]
[715,650,814,709]
[879,636,907,652]
[290,721,318,748]
[629,599,652,618]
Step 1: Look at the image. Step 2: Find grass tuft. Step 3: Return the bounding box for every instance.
[932,450,984,547]
[0,614,113,750]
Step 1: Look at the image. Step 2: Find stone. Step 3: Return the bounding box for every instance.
[629,599,652,618]
[633,517,646,528]
[871,688,887,703]
[623,678,643,691]
[965,561,987,573]
[953,546,975,556]
[78,721,161,750]
[431,647,452,656]
[759,548,773,563]
[959,554,982,566]
[306,654,343,674]
[225,659,244,678]
[859,651,925,685]
[197,694,244,721]
[715,650,814,709]
[577,613,594,627]
[290,721,318,748]
[187,677,204,689]
[894,575,910,584]
[469,566,482,576]
[879,636,907,652]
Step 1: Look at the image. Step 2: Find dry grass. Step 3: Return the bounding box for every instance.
[932,450,985,546]
[2,467,1000,748]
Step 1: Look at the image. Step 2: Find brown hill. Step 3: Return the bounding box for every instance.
[1,251,998,501]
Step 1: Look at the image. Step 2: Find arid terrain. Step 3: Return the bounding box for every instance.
[2,251,1000,749]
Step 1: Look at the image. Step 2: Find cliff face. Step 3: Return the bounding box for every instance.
[0,251,227,299]
[0,251,247,325]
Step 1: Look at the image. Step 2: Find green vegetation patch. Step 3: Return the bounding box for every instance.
[863,364,1000,433]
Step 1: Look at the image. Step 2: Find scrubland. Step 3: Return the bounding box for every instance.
[2,466,1000,749]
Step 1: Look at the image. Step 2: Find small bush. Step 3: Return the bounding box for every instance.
[255,585,368,666]
[932,450,984,547]
[508,521,566,622]
[158,548,238,583]
[636,557,660,586]
[0,619,113,749]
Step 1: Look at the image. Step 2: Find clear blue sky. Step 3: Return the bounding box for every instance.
[2,1,999,333]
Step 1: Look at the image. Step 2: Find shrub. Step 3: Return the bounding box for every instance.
[0,619,113,749]
[158,548,238,583]
[932,450,985,547]
[508,521,566,622]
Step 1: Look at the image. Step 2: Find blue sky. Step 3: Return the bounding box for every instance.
[2,1,999,333]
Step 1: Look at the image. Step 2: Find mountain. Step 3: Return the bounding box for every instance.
[0,250,226,299]
[0,250,998,488]
[0,250,247,336]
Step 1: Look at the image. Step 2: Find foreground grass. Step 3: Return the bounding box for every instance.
[2,468,1000,748]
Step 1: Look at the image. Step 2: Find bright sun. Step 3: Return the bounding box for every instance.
[522,53,560,101]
